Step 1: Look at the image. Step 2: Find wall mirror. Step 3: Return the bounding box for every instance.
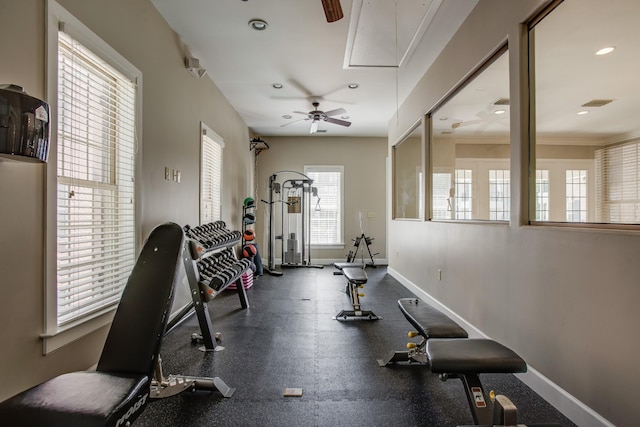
[431,47,510,221]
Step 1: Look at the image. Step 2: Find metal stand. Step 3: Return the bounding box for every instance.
[346,233,378,267]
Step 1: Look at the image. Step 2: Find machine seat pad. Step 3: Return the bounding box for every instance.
[333,262,365,270]
[427,338,527,374]
[398,298,468,339]
[342,267,368,284]
[0,371,149,427]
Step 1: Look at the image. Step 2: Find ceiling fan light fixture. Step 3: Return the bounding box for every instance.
[248,19,268,31]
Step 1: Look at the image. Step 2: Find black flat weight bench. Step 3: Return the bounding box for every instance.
[333,266,380,321]
[377,298,467,366]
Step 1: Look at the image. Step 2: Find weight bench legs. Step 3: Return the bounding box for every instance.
[377,338,428,366]
[333,275,380,321]
[150,356,235,399]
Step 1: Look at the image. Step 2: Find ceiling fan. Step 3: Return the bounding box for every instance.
[321,0,344,23]
[283,101,352,134]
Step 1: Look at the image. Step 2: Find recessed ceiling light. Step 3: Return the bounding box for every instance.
[272,83,283,89]
[341,115,349,120]
[248,19,268,31]
[595,46,615,56]
[282,115,292,119]
[439,117,448,121]
[577,110,590,115]
[494,109,507,115]
[347,83,359,89]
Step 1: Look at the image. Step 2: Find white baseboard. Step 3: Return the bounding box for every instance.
[259,258,388,268]
[387,266,614,427]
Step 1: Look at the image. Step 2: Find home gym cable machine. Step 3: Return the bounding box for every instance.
[262,171,323,273]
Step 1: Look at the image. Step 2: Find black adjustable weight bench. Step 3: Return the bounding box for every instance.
[377,298,468,366]
[381,297,560,426]
[0,222,231,427]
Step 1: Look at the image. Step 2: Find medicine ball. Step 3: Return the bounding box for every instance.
[243,229,255,241]
[243,212,256,224]
[242,244,257,258]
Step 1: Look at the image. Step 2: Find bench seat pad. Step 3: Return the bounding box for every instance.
[342,267,368,284]
[398,298,468,339]
[427,338,527,374]
[333,262,365,270]
[0,371,149,427]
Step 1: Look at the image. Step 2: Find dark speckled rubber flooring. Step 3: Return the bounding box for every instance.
[136,267,576,427]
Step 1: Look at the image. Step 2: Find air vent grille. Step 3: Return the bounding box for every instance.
[581,99,614,107]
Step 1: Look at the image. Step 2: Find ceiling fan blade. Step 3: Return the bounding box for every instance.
[324,117,351,127]
[293,111,311,116]
[451,119,482,129]
[321,0,343,23]
[288,78,314,97]
[280,118,309,127]
[310,121,319,134]
[323,107,347,117]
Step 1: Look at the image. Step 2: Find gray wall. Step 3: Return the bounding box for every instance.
[0,0,252,401]
[253,136,387,264]
[388,1,639,426]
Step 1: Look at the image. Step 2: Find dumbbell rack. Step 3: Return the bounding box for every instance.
[180,221,252,351]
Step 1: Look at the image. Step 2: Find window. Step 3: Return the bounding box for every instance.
[304,165,343,245]
[565,170,587,222]
[200,124,224,224]
[536,170,550,221]
[432,172,452,219]
[46,2,141,349]
[595,141,640,223]
[489,169,510,221]
[529,0,640,226]
[430,46,510,221]
[454,169,473,219]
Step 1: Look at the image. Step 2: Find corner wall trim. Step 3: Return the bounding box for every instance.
[387,266,614,427]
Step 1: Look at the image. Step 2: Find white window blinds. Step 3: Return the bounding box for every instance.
[596,142,640,224]
[200,125,224,224]
[432,172,452,220]
[305,166,343,245]
[56,31,137,326]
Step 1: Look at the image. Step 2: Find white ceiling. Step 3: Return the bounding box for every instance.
[150,0,478,137]
[151,0,640,143]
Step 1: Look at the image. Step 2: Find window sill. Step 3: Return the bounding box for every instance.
[310,244,345,250]
[41,308,116,355]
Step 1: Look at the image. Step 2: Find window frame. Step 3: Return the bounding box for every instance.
[43,0,142,354]
[428,43,511,223]
[528,0,640,230]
